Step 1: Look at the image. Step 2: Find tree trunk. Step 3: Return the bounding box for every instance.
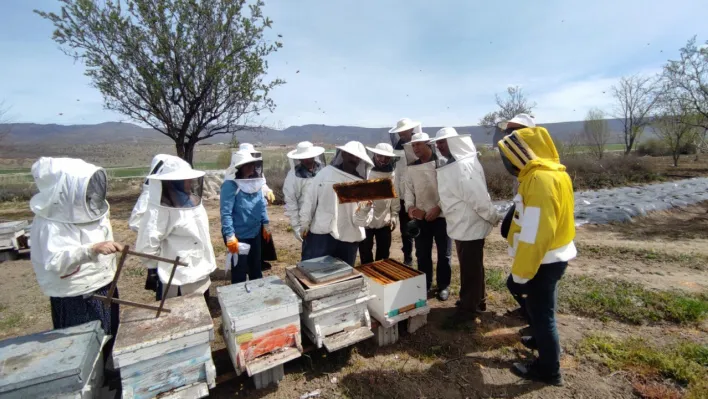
[174,140,195,166]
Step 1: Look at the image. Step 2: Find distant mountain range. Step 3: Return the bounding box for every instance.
[1,119,644,147]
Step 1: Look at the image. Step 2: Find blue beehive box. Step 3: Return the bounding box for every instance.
[0,321,107,399]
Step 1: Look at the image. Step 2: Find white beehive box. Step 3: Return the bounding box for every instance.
[356,259,429,326]
[217,276,303,377]
[111,295,216,399]
[286,261,374,352]
[0,321,107,399]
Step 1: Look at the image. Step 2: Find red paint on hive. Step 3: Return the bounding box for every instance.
[240,324,299,360]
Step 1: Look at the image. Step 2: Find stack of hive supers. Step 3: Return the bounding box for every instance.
[285,256,374,352]
[356,259,429,346]
[111,295,216,399]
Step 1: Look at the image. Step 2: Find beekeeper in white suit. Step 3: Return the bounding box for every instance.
[237,143,275,203]
[404,131,452,301]
[283,141,326,244]
[389,118,420,266]
[127,154,181,295]
[30,157,123,337]
[299,141,374,266]
[433,127,501,325]
[136,157,216,300]
[359,143,400,264]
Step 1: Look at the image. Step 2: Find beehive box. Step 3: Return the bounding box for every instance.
[286,258,374,352]
[356,259,428,326]
[217,276,303,379]
[0,321,107,399]
[112,295,216,399]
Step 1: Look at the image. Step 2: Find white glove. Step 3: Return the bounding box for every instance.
[293,227,303,243]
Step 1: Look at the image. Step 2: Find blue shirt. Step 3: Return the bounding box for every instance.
[220,180,269,241]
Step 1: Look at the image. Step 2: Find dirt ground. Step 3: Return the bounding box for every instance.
[0,187,706,399]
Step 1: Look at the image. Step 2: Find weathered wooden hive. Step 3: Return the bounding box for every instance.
[217,275,303,389]
[356,259,429,346]
[0,321,107,399]
[111,295,216,399]
[286,256,374,352]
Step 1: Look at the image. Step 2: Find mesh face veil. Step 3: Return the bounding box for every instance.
[160,178,204,208]
[86,170,108,218]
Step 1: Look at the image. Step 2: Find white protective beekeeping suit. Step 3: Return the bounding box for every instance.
[403,132,446,215]
[29,157,116,297]
[389,119,421,204]
[234,143,274,201]
[283,141,326,242]
[434,128,500,241]
[135,157,216,297]
[299,141,375,243]
[365,143,401,229]
[128,154,173,232]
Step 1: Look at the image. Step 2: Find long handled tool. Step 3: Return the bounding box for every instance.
[93,245,188,317]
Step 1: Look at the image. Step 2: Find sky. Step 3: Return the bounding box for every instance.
[1,0,707,129]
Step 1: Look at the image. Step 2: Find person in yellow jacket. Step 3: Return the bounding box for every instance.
[498,126,576,386]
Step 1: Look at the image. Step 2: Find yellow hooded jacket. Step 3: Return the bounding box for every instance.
[498,127,576,283]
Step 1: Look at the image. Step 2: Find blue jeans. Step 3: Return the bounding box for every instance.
[512,262,568,375]
[302,233,359,266]
[414,218,452,291]
[232,236,263,284]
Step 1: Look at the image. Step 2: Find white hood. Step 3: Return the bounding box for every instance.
[30,157,109,224]
[129,154,181,232]
[444,135,479,165]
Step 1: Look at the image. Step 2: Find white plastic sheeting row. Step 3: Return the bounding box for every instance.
[493,178,708,227]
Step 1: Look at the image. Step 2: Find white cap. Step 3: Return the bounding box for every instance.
[431,127,460,142]
[229,149,262,169]
[239,143,256,152]
[146,157,204,180]
[287,141,325,160]
[366,143,397,157]
[498,113,536,130]
[409,132,431,144]
[389,118,421,134]
[336,141,374,166]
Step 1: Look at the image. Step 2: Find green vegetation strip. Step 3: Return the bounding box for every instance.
[577,243,707,269]
[485,268,708,325]
[580,335,708,398]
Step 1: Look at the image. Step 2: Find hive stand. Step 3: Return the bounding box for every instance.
[111,295,216,399]
[217,276,303,390]
[356,259,430,347]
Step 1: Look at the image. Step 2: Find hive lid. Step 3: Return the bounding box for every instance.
[217,275,301,327]
[297,256,354,284]
[112,295,213,358]
[0,321,105,394]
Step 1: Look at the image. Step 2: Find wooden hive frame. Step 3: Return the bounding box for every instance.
[356,259,422,285]
[93,245,187,317]
[332,177,397,204]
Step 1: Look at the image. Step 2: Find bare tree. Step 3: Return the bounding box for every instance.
[36,0,284,165]
[654,88,701,166]
[479,86,536,133]
[663,36,708,159]
[583,108,610,159]
[611,74,661,155]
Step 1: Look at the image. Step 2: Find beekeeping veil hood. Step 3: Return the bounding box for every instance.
[404,132,445,167]
[146,157,205,208]
[366,143,399,173]
[30,157,109,224]
[389,118,420,149]
[225,150,266,194]
[432,128,479,164]
[287,141,325,178]
[330,141,374,179]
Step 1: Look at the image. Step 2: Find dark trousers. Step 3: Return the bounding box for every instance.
[509,262,568,375]
[232,236,263,284]
[302,233,359,266]
[359,227,392,265]
[398,200,414,263]
[456,239,486,313]
[507,274,530,322]
[414,217,452,291]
